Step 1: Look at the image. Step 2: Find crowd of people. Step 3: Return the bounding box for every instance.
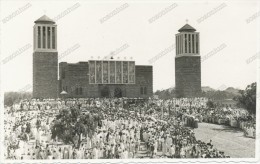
[198,107,256,138]
[4,97,255,160]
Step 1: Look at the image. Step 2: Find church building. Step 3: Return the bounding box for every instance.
[32,15,153,98]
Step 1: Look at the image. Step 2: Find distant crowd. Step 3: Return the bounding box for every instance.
[4,97,255,159]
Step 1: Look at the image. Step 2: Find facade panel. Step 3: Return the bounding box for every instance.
[59,62,152,98]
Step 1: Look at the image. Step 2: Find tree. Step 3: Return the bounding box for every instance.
[4,92,32,106]
[206,100,215,108]
[51,107,98,148]
[234,82,256,114]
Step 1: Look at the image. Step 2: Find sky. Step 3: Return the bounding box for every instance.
[0,0,259,92]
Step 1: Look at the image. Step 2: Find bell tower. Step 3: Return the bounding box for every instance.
[175,23,201,98]
[33,15,58,98]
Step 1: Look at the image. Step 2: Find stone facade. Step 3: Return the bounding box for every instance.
[59,62,153,98]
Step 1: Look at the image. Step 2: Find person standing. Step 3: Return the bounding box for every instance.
[162,138,167,156]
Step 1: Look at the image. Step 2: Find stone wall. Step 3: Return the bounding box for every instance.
[33,51,58,98]
[59,62,153,98]
[175,56,201,98]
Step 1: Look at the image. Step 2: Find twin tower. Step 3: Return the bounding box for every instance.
[175,24,201,98]
[33,15,58,98]
[32,15,201,98]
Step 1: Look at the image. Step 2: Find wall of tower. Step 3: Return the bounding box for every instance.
[175,56,201,98]
[33,51,58,98]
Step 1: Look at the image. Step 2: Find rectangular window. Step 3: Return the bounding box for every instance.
[109,61,115,83]
[103,61,109,83]
[38,26,41,48]
[188,34,191,53]
[192,34,195,53]
[180,35,182,54]
[196,34,199,54]
[89,61,95,83]
[116,61,122,84]
[43,26,46,48]
[52,27,55,49]
[179,35,181,54]
[175,36,178,55]
[177,36,179,55]
[185,34,187,53]
[123,61,128,83]
[128,61,135,84]
[47,27,51,49]
[96,61,102,83]
[181,34,184,54]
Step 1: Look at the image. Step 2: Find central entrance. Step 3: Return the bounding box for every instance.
[99,85,124,98]
[114,87,122,98]
[100,86,110,97]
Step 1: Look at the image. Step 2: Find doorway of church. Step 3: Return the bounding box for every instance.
[114,88,122,98]
[101,86,110,98]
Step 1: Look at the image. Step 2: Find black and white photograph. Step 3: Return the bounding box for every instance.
[0,0,259,163]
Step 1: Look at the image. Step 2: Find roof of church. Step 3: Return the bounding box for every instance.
[34,15,55,24]
[178,24,196,32]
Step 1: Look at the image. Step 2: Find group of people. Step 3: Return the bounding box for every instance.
[5,97,255,159]
[195,107,256,138]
